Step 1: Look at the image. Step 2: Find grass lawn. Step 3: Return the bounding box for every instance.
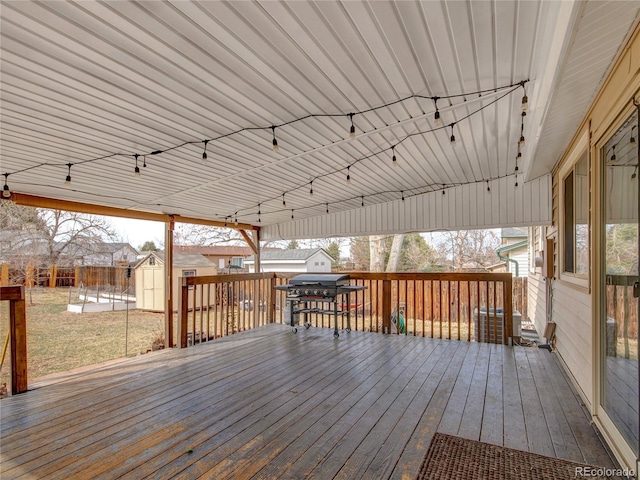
[1,287,170,390]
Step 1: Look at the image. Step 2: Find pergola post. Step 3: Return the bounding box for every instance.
[165,217,174,348]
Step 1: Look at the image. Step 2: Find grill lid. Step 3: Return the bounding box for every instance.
[289,274,350,286]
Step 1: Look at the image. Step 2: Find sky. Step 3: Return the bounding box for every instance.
[109,217,166,250]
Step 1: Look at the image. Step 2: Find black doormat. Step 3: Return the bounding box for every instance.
[416,433,625,479]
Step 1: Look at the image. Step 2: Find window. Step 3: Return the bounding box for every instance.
[562,151,588,278]
[149,256,155,266]
[231,257,244,268]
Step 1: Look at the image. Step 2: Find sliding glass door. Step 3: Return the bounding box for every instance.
[600,108,639,456]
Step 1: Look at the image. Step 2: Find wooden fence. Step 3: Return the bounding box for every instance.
[178,272,515,347]
[605,274,639,359]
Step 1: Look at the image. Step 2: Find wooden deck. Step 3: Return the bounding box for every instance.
[0,324,617,479]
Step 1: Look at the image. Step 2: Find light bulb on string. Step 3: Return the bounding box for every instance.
[271,126,279,152]
[349,113,356,139]
[2,173,10,198]
[450,124,456,146]
[631,126,637,147]
[346,166,351,184]
[442,184,446,195]
[309,180,313,196]
[291,209,294,220]
[520,82,528,112]
[134,154,141,177]
[515,174,519,187]
[202,140,209,162]
[234,213,238,226]
[391,145,397,166]
[65,163,73,184]
[631,166,637,180]
[326,203,329,214]
[257,204,261,223]
[433,97,442,126]
[610,145,617,162]
[519,112,526,147]
[401,191,405,202]
[361,196,364,207]
[282,193,286,207]
[487,180,491,192]
[143,155,147,168]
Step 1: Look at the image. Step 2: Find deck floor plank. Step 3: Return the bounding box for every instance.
[0,324,618,480]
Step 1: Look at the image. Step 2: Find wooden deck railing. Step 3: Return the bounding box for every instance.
[179,272,514,346]
[0,285,28,394]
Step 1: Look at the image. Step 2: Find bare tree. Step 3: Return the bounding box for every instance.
[0,202,118,271]
[436,229,500,271]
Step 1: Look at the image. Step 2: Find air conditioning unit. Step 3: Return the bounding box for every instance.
[473,308,522,344]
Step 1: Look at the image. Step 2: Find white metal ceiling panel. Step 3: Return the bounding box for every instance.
[0,1,636,239]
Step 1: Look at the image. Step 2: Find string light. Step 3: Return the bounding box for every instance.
[442,184,446,195]
[346,166,351,184]
[631,166,637,180]
[401,190,405,202]
[309,180,313,196]
[2,173,10,198]
[519,112,526,147]
[486,180,491,192]
[630,126,637,147]
[143,155,147,168]
[134,154,141,177]
[257,203,261,223]
[202,140,209,162]
[361,196,364,207]
[433,97,441,126]
[450,124,456,146]
[282,193,286,207]
[291,209,294,220]
[515,151,520,172]
[65,163,73,184]
[349,113,356,139]
[234,213,238,226]
[326,203,329,214]
[610,145,616,162]
[520,81,528,112]
[391,145,397,166]
[271,126,279,152]
[515,174,519,187]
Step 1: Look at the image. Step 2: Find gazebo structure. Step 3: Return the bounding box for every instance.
[1,1,639,475]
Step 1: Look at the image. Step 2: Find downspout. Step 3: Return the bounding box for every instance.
[496,248,519,277]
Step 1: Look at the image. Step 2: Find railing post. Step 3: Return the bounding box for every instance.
[269,274,276,323]
[504,274,513,345]
[1,286,28,394]
[178,278,189,348]
[382,279,391,334]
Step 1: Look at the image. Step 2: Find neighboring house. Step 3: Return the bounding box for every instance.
[174,245,253,272]
[80,242,139,266]
[494,228,529,278]
[134,251,217,311]
[244,248,334,273]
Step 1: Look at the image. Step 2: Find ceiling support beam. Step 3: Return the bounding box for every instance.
[3,192,257,231]
[239,229,258,255]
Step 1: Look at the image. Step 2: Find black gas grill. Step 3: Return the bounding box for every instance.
[275,274,366,338]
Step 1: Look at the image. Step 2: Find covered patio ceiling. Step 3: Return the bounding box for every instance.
[1,1,638,240]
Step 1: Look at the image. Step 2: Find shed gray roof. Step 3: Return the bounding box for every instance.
[246,248,332,262]
[143,251,215,268]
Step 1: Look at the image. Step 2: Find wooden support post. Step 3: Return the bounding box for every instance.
[1,286,28,394]
[178,278,189,348]
[504,275,513,345]
[382,279,391,334]
[165,218,174,348]
[269,274,276,323]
